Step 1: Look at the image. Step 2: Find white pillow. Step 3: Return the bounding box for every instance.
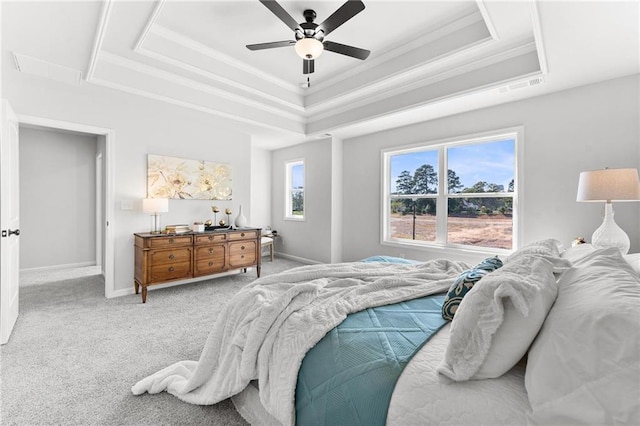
[624,252,640,276]
[438,254,561,381]
[525,247,640,425]
[560,243,596,263]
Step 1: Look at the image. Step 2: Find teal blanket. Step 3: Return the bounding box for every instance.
[295,293,447,426]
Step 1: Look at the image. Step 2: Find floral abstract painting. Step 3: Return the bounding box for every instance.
[147,155,232,200]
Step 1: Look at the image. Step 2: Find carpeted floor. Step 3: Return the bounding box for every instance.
[1,258,305,426]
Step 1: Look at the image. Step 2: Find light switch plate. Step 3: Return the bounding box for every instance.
[121,200,133,210]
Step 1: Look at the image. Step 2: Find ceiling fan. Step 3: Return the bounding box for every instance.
[246,0,371,75]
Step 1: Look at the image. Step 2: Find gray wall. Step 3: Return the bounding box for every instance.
[270,74,640,264]
[19,126,97,270]
[271,137,338,263]
[341,75,640,262]
[5,64,253,295]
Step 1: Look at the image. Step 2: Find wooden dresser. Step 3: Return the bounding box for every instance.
[134,228,261,303]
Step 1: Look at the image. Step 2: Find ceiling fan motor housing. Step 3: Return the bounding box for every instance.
[297,10,323,41]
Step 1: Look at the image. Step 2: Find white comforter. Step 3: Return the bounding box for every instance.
[132,260,467,425]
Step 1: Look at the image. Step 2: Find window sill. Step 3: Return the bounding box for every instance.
[284,216,305,222]
[381,239,512,260]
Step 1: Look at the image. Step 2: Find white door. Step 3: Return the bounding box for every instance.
[0,100,20,344]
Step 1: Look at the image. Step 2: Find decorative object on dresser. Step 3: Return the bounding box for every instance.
[142,198,169,234]
[211,205,220,224]
[225,208,232,225]
[577,167,640,254]
[133,228,261,303]
[234,205,248,228]
[164,224,190,234]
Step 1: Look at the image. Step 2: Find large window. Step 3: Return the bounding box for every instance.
[285,159,304,220]
[383,129,521,252]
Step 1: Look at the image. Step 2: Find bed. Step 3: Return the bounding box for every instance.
[132,240,640,425]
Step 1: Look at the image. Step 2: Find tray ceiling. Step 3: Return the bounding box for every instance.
[4,1,639,148]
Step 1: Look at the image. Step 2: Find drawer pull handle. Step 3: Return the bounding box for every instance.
[241,255,245,259]
[209,248,214,254]
[241,233,245,237]
[169,238,174,244]
[168,266,175,272]
[168,254,175,260]
[241,245,245,250]
[208,236,213,240]
[208,261,214,267]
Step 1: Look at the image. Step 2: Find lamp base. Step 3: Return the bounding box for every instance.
[150,213,162,234]
[591,203,630,254]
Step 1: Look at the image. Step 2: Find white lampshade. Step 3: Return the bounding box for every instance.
[295,38,323,59]
[142,198,169,213]
[577,168,640,202]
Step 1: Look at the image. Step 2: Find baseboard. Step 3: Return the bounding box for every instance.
[274,252,320,265]
[20,261,97,273]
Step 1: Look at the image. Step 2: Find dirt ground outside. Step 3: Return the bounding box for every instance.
[390,213,512,250]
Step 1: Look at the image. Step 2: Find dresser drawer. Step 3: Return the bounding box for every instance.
[194,233,227,245]
[149,261,191,282]
[149,248,192,265]
[149,235,193,248]
[228,241,257,267]
[228,230,259,241]
[194,258,226,276]
[194,244,226,260]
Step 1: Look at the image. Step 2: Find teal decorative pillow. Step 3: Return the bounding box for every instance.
[475,256,503,272]
[442,257,503,321]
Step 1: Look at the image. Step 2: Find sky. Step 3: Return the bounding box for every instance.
[292,163,304,188]
[390,139,515,192]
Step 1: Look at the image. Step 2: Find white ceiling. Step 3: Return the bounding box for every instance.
[3,0,639,149]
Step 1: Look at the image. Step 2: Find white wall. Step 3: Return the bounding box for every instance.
[341,75,640,262]
[271,137,336,263]
[19,126,97,270]
[4,64,254,295]
[250,146,272,230]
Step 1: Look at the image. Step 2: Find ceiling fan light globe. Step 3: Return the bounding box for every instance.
[295,38,323,59]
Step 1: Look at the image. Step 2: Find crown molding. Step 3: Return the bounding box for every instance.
[89,75,304,136]
[98,51,304,122]
[134,0,165,52]
[86,0,113,81]
[305,35,511,118]
[529,0,548,74]
[149,24,301,95]
[136,44,304,112]
[307,9,487,95]
[307,40,539,125]
[476,0,499,40]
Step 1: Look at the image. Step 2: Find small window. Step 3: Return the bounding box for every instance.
[383,129,521,252]
[285,159,304,220]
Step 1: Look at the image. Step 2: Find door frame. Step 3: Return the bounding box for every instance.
[17,115,115,298]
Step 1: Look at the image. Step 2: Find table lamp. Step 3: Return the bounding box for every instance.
[142,198,169,234]
[576,168,640,254]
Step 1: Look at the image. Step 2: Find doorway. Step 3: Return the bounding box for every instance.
[16,115,114,297]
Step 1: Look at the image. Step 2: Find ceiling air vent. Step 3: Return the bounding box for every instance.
[498,76,544,94]
[13,52,81,86]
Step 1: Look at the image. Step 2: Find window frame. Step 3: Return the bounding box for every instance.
[381,127,524,256]
[284,158,305,221]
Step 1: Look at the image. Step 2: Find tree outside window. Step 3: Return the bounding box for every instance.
[285,159,304,220]
[384,131,520,251]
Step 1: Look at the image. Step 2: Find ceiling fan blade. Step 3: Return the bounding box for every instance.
[317,0,365,37]
[303,59,315,75]
[246,40,296,51]
[259,0,301,32]
[323,40,370,60]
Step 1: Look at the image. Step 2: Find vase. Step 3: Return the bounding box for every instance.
[234,205,248,228]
